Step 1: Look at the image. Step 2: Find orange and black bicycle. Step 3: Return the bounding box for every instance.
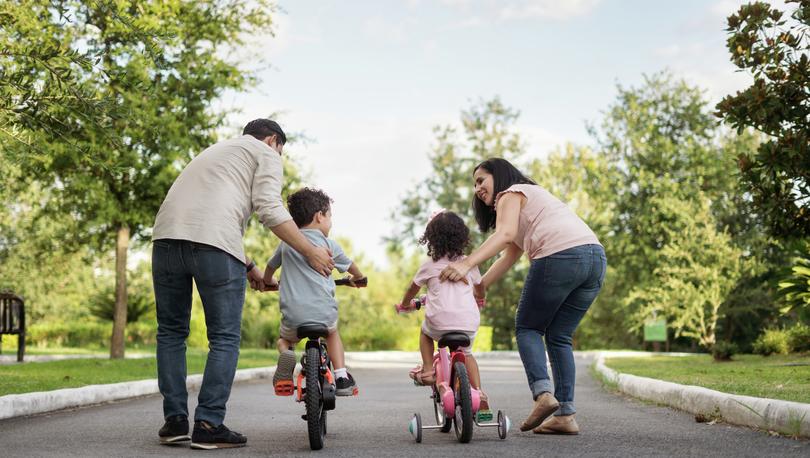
[266,277,366,450]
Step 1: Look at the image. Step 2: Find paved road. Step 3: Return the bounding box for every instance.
[1,353,808,457]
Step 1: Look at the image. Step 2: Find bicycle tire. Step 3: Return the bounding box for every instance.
[305,345,325,450]
[452,361,473,443]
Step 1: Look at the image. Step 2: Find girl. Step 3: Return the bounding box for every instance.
[397,210,488,411]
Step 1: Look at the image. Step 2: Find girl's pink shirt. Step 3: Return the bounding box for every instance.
[495,184,601,260]
[413,255,481,333]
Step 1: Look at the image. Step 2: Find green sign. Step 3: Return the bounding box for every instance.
[643,319,667,342]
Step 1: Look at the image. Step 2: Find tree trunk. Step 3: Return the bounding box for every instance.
[110,224,129,359]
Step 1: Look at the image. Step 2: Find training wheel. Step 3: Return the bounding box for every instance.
[409,413,422,443]
[497,410,510,440]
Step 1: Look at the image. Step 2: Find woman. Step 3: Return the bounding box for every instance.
[440,158,606,435]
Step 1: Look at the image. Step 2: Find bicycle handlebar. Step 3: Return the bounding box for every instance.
[263,276,367,292]
[334,277,368,287]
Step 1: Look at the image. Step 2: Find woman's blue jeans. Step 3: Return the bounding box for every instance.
[152,239,246,426]
[515,244,606,416]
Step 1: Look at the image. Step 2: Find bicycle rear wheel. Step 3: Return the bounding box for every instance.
[305,345,325,450]
[452,361,473,443]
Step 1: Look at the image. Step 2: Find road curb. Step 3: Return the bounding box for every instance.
[0,366,274,421]
[594,352,810,438]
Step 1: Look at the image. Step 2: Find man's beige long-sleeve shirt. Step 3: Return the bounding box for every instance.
[152,135,292,263]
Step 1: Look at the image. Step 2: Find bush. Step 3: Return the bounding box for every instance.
[26,321,156,348]
[787,323,810,353]
[241,315,280,349]
[711,341,737,361]
[89,286,153,324]
[752,328,791,356]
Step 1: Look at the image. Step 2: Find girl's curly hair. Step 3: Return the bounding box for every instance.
[418,211,470,262]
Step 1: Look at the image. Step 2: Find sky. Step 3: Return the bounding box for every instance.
[217,0,761,267]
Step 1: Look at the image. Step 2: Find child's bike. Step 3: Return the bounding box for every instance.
[267,276,366,451]
[399,297,510,443]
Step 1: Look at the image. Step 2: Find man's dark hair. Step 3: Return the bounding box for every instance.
[243,118,287,144]
[287,187,332,228]
[419,211,470,262]
[472,157,536,232]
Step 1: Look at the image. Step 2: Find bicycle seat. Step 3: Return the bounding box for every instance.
[438,332,470,350]
[297,324,330,339]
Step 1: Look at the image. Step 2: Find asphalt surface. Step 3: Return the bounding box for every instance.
[1,353,808,457]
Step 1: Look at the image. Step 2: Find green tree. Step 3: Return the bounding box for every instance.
[0,0,115,152]
[388,97,528,349]
[589,72,769,347]
[778,246,810,322]
[716,0,810,237]
[3,0,278,358]
[627,195,743,348]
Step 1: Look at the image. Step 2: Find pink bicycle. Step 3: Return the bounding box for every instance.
[398,297,510,443]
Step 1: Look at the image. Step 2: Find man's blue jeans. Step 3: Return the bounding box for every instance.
[515,244,606,416]
[152,239,245,426]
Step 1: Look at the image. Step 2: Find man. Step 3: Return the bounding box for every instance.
[151,119,334,449]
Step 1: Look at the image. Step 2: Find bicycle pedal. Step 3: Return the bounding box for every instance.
[352,387,359,396]
[274,380,295,396]
[476,409,493,422]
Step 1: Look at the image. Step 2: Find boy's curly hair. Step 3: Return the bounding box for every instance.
[418,211,470,262]
[287,187,332,228]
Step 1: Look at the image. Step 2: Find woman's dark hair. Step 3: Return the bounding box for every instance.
[287,187,332,228]
[418,211,470,262]
[472,157,536,232]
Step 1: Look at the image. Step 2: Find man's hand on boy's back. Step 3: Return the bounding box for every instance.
[304,245,334,276]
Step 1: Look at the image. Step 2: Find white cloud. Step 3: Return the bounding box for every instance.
[437,0,601,21]
[498,0,601,21]
[519,125,567,157]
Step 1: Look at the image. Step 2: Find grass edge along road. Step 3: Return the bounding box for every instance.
[0,349,278,396]
[604,353,810,404]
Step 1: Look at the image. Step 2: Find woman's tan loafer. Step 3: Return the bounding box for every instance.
[519,392,560,431]
[533,414,579,435]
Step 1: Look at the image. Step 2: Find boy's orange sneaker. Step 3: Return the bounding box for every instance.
[273,350,297,396]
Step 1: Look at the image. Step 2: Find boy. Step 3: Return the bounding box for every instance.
[264,187,364,396]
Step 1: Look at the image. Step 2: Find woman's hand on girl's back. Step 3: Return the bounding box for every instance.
[439,260,471,284]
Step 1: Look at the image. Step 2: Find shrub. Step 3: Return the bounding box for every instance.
[89,286,153,324]
[26,321,156,348]
[787,323,810,353]
[752,328,791,356]
[711,341,737,361]
[241,315,280,349]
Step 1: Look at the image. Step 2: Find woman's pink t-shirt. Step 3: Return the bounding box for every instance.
[495,184,601,260]
[413,256,481,333]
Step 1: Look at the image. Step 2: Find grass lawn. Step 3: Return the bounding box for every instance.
[0,349,278,396]
[604,353,810,404]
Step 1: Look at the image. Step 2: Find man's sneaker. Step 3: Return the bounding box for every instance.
[159,415,190,445]
[335,373,358,396]
[190,421,247,450]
